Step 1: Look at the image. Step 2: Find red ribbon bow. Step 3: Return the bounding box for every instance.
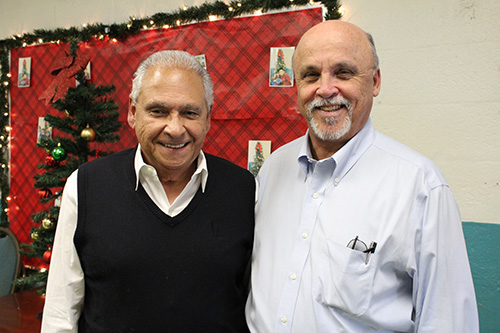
[39,50,90,105]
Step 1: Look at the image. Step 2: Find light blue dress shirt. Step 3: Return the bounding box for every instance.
[246,120,478,332]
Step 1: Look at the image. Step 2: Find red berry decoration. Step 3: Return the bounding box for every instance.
[39,188,52,199]
[45,155,60,167]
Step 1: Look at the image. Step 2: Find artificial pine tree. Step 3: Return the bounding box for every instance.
[16,41,121,290]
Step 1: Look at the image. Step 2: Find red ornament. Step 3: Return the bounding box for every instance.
[43,249,52,264]
[45,155,60,167]
[39,188,52,199]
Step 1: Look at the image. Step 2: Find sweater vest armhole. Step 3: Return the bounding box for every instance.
[74,167,87,249]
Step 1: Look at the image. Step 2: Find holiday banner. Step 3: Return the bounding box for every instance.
[8,8,322,254]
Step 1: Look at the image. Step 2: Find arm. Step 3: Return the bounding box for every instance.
[41,171,84,332]
[413,185,479,332]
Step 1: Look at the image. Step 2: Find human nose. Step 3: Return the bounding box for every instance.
[163,113,185,137]
[316,75,339,99]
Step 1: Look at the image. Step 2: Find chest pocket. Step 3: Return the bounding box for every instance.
[313,238,377,316]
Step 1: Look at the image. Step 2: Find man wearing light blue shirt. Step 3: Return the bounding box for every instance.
[245,20,479,332]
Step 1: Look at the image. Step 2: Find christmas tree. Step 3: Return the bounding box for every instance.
[16,41,121,290]
[276,49,287,72]
[249,142,265,177]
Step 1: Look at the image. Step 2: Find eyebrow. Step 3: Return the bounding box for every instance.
[144,102,202,112]
[299,61,360,73]
[144,101,169,110]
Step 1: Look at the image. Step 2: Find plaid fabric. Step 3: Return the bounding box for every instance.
[8,8,322,262]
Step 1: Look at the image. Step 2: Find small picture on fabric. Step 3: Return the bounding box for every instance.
[195,54,207,69]
[18,57,31,88]
[269,47,294,87]
[37,117,52,143]
[248,140,271,177]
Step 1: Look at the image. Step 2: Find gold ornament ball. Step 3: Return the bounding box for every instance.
[30,231,39,240]
[81,125,96,141]
[42,217,55,230]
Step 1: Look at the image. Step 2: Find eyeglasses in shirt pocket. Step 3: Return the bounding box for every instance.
[313,237,377,316]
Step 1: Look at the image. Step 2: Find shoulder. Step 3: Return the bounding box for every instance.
[259,135,304,174]
[263,135,304,166]
[371,131,448,189]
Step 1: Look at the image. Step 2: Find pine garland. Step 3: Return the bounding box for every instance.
[0,0,341,229]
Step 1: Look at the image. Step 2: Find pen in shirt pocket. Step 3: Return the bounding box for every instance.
[346,236,377,264]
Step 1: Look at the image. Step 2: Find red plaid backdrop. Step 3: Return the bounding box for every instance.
[8,8,322,254]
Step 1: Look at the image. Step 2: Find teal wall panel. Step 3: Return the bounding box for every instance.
[463,222,500,332]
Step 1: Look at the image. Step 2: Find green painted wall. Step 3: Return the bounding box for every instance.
[463,222,500,332]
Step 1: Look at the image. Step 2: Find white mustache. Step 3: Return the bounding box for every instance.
[307,97,352,113]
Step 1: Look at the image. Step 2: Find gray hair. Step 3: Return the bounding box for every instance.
[366,32,379,71]
[129,50,214,112]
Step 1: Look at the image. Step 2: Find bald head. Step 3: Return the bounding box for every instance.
[293,21,379,74]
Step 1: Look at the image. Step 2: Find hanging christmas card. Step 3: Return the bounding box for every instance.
[84,61,91,80]
[37,117,52,143]
[248,140,271,176]
[269,47,294,87]
[18,57,31,87]
[195,54,207,69]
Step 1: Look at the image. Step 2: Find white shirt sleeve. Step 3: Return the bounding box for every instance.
[413,185,479,332]
[41,171,84,333]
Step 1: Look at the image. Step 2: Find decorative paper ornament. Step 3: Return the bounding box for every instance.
[81,124,96,141]
[39,188,52,199]
[43,249,52,264]
[52,143,67,161]
[38,50,90,105]
[42,217,55,230]
[30,231,39,240]
[45,155,60,167]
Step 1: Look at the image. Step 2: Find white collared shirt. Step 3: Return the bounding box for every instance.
[246,120,478,332]
[41,145,208,332]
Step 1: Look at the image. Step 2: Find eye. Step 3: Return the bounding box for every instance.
[149,109,165,116]
[182,109,201,119]
[336,69,355,80]
[302,71,320,82]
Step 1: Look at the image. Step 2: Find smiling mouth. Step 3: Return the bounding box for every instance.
[161,142,188,149]
[315,104,345,112]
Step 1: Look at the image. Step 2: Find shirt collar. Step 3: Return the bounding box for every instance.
[297,119,375,183]
[134,144,208,192]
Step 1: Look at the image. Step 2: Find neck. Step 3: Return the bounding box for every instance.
[158,162,197,204]
[308,135,346,160]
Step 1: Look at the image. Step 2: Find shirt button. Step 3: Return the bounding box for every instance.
[302,232,308,239]
[291,274,297,280]
[334,177,340,183]
[281,316,287,323]
[312,193,319,199]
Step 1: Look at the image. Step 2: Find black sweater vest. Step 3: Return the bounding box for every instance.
[75,148,255,332]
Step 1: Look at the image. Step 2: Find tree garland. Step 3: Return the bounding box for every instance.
[0,0,341,227]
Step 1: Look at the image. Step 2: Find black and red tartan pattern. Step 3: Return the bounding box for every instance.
[8,9,322,252]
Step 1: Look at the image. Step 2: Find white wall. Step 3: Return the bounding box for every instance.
[340,0,500,223]
[1,0,499,223]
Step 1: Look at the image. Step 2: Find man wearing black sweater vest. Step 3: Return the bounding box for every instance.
[42,50,255,332]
